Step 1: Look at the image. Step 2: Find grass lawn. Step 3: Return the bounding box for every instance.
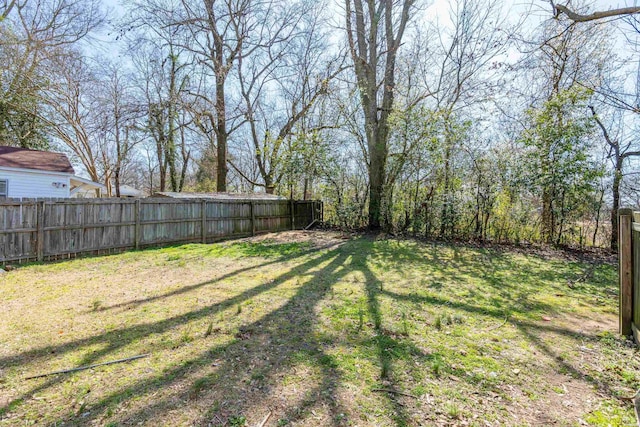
[0,231,637,426]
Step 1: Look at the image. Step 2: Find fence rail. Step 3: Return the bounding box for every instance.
[0,198,322,263]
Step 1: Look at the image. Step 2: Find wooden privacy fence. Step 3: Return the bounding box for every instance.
[619,208,640,340]
[0,198,322,263]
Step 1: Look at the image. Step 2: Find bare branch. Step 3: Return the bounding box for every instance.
[554,3,640,22]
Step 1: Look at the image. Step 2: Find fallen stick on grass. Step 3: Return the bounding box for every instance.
[24,354,150,380]
[372,388,418,399]
[255,410,272,427]
[484,315,509,332]
[567,263,597,288]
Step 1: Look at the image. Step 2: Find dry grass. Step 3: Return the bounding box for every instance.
[0,231,637,426]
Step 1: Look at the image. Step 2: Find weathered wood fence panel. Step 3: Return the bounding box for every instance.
[0,198,322,263]
[0,201,37,262]
[619,209,639,340]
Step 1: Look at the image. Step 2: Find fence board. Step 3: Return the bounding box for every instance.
[634,229,640,328]
[0,198,322,263]
[620,208,637,339]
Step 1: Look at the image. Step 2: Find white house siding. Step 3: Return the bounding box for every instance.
[0,167,70,198]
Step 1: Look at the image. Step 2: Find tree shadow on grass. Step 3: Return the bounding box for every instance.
[42,245,357,426]
[118,237,455,427]
[0,242,346,370]
[348,240,560,425]
[514,321,621,399]
[35,237,440,426]
[0,244,343,421]
[351,237,622,423]
[0,236,621,426]
[367,238,611,322]
[85,241,345,315]
[368,238,625,399]
[357,252,419,426]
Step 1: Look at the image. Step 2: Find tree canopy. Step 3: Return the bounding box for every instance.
[1,0,639,247]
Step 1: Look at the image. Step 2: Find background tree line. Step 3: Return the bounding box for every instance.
[1,0,639,249]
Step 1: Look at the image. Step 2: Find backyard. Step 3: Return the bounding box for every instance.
[0,231,637,426]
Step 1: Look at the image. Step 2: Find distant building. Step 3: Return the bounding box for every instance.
[73,183,146,198]
[117,184,146,198]
[153,191,287,201]
[0,146,105,199]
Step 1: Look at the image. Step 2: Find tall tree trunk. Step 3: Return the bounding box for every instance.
[541,187,554,244]
[589,106,626,250]
[611,163,622,250]
[215,82,227,192]
[114,168,121,197]
[555,189,566,246]
[303,178,310,200]
[345,0,412,230]
[474,189,482,238]
[368,135,387,229]
[440,145,452,237]
[265,175,275,194]
[167,54,179,192]
[151,106,167,192]
[592,187,604,247]
[213,34,228,193]
[114,112,122,198]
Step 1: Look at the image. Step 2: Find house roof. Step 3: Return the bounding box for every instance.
[118,185,145,197]
[70,175,107,189]
[69,176,107,197]
[154,192,287,201]
[0,146,75,174]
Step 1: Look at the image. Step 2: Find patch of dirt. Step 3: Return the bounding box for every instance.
[493,243,617,265]
[504,311,630,426]
[236,230,351,250]
[505,373,599,426]
[557,313,618,336]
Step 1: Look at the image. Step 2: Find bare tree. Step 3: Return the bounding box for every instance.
[144,50,189,192]
[40,53,102,187]
[124,0,237,192]
[94,60,144,197]
[0,0,103,147]
[589,106,640,249]
[344,0,414,229]
[229,3,344,194]
[125,2,197,193]
[164,0,254,193]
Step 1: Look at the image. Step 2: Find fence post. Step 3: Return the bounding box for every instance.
[250,201,255,236]
[290,199,295,230]
[201,200,207,244]
[36,201,45,262]
[619,208,633,336]
[134,199,141,250]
